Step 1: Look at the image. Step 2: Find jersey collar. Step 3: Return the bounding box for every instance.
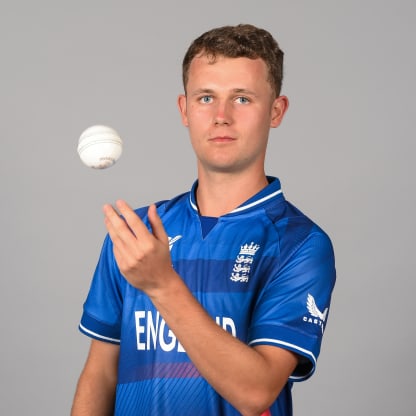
[189,176,284,216]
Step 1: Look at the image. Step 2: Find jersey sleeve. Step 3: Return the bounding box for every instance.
[248,230,336,382]
[79,233,124,344]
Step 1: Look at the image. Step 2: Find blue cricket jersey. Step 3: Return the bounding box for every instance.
[79,177,336,415]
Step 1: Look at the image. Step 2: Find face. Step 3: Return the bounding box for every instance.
[178,55,288,177]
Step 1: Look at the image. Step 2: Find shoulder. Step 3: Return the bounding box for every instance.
[133,191,190,219]
[265,199,335,269]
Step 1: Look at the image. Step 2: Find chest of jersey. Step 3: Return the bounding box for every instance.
[117,211,280,383]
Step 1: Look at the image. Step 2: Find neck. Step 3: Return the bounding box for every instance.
[195,170,269,217]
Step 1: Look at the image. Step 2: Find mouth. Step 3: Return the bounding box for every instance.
[209,136,236,143]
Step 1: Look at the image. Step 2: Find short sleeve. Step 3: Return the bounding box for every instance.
[79,234,124,344]
[248,231,336,381]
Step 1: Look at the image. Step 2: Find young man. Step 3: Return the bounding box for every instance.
[71,24,336,416]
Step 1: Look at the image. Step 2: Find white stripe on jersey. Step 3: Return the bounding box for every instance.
[249,337,317,381]
[79,323,120,344]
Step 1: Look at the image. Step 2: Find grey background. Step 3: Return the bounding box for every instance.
[1,1,414,415]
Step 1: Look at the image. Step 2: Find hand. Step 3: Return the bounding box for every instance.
[103,200,174,294]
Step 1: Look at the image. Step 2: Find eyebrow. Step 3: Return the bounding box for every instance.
[189,88,258,97]
[189,88,214,97]
[233,88,257,96]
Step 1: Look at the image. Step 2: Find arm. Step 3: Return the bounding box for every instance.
[151,276,298,415]
[104,201,298,416]
[71,339,119,416]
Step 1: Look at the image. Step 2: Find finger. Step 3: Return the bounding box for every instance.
[103,205,140,268]
[115,200,151,238]
[103,204,122,234]
[110,231,140,279]
[103,203,137,247]
[147,204,168,243]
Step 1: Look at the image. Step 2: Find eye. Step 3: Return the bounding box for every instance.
[199,95,213,104]
[235,96,250,104]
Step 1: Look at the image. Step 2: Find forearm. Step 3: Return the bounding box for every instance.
[71,369,116,415]
[149,273,296,416]
[71,341,119,416]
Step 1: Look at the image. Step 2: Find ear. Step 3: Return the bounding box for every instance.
[177,94,189,127]
[270,95,289,128]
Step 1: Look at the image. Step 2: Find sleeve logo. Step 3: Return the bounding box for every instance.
[303,293,328,334]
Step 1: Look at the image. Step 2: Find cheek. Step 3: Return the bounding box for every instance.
[188,105,210,120]
[186,109,212,134]
[239,111,270,132]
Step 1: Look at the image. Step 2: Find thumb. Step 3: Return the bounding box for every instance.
[148,204,168,243]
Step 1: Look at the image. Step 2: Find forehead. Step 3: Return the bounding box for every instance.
[186,55,271,92]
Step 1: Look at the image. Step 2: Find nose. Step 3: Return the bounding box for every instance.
[214,101,232,126]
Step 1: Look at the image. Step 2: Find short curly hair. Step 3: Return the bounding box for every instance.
[182,24,284,97]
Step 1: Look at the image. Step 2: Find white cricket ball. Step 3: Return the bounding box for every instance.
[77,125,123,169]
